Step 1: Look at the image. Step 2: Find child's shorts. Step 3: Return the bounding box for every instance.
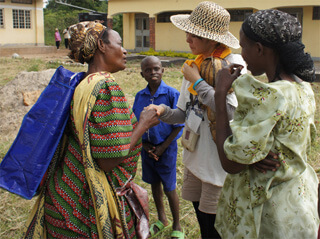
[141,142,177,192]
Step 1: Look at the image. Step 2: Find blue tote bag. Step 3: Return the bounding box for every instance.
[0,66,85,199]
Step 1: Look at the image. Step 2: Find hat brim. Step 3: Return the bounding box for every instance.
[170,14,240,49]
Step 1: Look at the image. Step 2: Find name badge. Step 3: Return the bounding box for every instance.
[187,110,202,133]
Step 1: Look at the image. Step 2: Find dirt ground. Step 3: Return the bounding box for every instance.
[0,70,56,142]
[0,49,74,142]
[21,48,72,61]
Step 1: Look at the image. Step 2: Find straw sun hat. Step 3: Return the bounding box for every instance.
[170,1,240,49]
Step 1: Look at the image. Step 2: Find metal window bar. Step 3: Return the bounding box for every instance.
[13,9,19,28]
[19,9,25,28]
[25,10,31,28]
[0,9,3,28]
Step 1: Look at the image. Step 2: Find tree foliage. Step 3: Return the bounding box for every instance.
[44,8,83,45]
[46,0,108,13]
[44,0,123,46]
[113,14,123,38]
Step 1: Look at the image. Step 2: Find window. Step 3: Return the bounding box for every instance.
[0,9,3,28]
[278,8,303,25]
[313,6,320,20]
[11,0,32,3]
[157,11,191,23]
[228,9,253,21]
[13,9,31,29]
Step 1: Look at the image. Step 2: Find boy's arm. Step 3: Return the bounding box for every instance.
[154,126,183,157]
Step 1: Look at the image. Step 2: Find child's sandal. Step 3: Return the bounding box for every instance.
[149,220,172,238]
[171,229,185,239]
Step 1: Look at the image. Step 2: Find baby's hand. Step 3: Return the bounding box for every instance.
[145,104,165,116]
[182,63,201,84]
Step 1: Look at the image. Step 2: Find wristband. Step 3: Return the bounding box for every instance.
[193,78,204,90]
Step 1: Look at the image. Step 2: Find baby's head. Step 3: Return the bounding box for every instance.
[140,56,164,84]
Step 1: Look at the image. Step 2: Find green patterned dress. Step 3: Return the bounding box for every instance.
[215,74,319,239]
[44,72,141,238]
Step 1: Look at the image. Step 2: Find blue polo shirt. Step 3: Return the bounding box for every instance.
[133,80,183,145]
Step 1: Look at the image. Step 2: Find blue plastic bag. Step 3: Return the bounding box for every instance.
[0,66,85,199]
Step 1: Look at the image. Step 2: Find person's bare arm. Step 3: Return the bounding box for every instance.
[96,108,160,172]
[215,64,247,174]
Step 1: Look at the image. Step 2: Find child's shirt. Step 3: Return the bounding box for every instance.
[133,80,183,145]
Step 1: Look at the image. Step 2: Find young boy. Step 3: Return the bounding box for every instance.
[133,56,184,238]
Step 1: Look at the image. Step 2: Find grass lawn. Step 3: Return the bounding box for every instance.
[0,57,319,238]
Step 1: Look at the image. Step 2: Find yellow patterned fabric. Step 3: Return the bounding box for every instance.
[72,73,128,238]
[23,188,47,238]
[23,136,68,238]
[23,73,130,239]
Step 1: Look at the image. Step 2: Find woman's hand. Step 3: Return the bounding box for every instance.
[253,151,280,173]
[216,64,243,94]
[145,104,165,116]
[182,63,201,83]
[139,108,160,129]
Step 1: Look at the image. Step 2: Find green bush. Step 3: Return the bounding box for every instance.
[138,48,196,59]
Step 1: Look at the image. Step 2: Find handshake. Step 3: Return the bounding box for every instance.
[137,104,166,139]
[142,104,165,116]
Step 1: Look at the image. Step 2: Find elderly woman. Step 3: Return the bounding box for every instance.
[211,10,319,238]
[23,22,159,238]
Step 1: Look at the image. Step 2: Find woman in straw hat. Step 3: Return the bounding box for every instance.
[147,2,246,238]
[23,21,159,239]
[210,9,318,238]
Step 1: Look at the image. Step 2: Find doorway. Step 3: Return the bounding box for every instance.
[135,14,150,52]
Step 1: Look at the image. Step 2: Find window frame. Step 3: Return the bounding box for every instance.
[11,0,33,4]
[228,9,253,22]
[157,11,192,23]
[0,9,4,28]
[313,6,320,20]
[12,9,31,29]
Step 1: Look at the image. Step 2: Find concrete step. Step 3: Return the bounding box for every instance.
[0,46,57,57]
